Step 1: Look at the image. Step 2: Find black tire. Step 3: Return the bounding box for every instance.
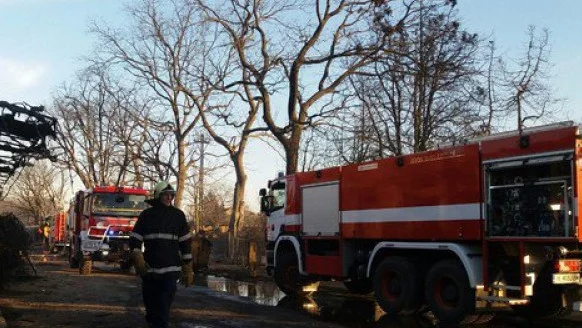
[79,256,92,275]
[373,256,423,315]
[425,259,474,325]
[376,314,434,328]
[344,278,373,295]
[274,252,308,295]
[68,246,79,269]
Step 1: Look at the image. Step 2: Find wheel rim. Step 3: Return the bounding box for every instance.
[434,274,459,309]
[381,270,402,300]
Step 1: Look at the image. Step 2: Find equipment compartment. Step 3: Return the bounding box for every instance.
[486,155,574,237]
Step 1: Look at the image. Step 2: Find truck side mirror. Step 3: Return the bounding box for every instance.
[259,188,267,197]
[260,195,273,215]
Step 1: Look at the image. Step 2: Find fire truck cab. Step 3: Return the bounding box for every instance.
[260,122,582,324]
[68,185,148,275]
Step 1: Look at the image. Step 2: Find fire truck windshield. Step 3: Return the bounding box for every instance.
[92,193,147,216]
[270,181,285,212]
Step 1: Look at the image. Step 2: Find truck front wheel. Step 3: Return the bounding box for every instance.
[79,256,92,275]
[374,256,422,315]
[425,259,474,325]
[274,252,308,295]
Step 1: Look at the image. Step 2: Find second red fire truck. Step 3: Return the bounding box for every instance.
[260,122,582,324]
[49,212,68,253]
[68,185,148,275]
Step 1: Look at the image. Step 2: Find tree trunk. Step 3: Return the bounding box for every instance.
[175,135,186,208]
[227,157,247,260]
[285,127,303,174]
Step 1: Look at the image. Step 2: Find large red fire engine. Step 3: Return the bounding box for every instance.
[260,122,582,324]
[68,185,148,275]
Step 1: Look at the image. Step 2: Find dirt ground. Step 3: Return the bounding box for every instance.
[0,253,342,328]
[4,251,582,328]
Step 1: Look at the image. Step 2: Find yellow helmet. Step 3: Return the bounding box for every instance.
[153,181,176,199]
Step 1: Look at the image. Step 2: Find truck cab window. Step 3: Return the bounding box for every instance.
[271,182,285,212]
[92,193,147,216]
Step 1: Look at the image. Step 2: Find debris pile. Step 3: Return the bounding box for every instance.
[0,101,57,196]
[0,213,29,288]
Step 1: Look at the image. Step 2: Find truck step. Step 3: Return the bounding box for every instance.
[490,284,521,291]
[477,295,529,305]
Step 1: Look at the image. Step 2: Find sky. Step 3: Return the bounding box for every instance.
[1,0,581,210]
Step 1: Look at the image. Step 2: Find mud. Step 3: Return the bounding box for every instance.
[0,256,339,328]
[2,253,582,328]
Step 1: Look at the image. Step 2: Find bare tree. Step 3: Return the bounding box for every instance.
[198,190,228,229]
[91,0,245,252]
[92,0,264,255]
[184,174,231,227]
[473,40,505,136]
[52,68,127,187]
[503,26,558,132]
[103,81,153,187]
[181,8,263,249]
[90,0,207,207]
[475,26,560,134]
[4,161,68,225]
[196,0,414,174]
[345,0,480,160]
[297,0,479,166]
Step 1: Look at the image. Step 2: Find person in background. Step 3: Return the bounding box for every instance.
[129,181,193,328]
[37,225,44,244]
[191,229,212,274]
[43,223,50,251]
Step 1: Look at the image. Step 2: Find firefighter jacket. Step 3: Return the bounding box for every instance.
[129,200,192,279]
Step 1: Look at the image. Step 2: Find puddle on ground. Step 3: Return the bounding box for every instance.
[195,274,286,306]
[194,275,438,328]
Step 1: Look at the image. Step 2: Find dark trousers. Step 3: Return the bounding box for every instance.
[142,275,177,328]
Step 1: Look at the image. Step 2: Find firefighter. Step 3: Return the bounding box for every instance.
[191,229,212,274]
[42,222,50,251]
[129,181,193,328]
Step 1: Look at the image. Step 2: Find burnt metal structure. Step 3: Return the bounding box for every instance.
[0,100,57,193]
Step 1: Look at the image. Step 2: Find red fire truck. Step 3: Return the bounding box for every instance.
[260,122,582,324]
[49,212,68,253]
[68,185,149,275]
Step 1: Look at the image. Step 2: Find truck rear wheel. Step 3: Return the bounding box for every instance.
[344,278,373,295]
[274,252,308,295]
[373,256,422,315]
[425,259,474,325]
[79,256,92,275]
